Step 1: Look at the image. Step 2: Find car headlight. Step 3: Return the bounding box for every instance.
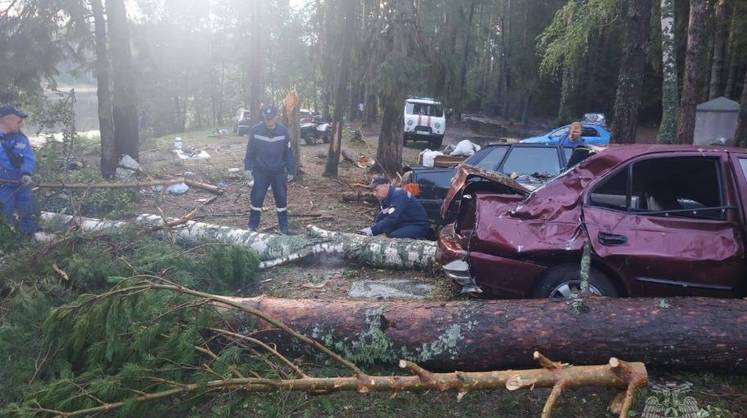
[435,122,441,129]
[407,119,414,126]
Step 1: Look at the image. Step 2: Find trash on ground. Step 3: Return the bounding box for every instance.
[419,149,444,167]
[450,139,481,157]
[115,154,141,180]
[166,182,189,194]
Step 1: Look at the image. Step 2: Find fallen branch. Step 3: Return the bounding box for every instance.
[30,354,645,418]
[0,178,225,195]
[40,212,437,271]
[341,148,375,168]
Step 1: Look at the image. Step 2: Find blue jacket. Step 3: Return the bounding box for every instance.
[371,186,429,236]
[244,122,296,176]
[558,133,587,148]
[0,131,35,180]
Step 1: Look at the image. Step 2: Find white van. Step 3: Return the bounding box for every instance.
[403,97,446,148]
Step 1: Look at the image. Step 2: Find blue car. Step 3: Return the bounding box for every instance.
[521,123,610,146]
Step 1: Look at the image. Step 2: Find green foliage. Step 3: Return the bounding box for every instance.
[0,230,261,413]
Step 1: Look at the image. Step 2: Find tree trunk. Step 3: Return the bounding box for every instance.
[232,296,747,372]
[610,0,653,144]
[247,0,263,123]
[709,0,732,99]
[39,212,437,271]
[457,0,477,119]
[723,6,740,98]
[658,0,679,143]
[364,92,377,128]
[376,93,404,176]
[324,0,355,178]
[676,0,707,144]
[107,0,140,160]
[91,0,116,178]
[734,68,747,146]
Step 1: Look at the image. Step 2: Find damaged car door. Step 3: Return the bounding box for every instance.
[582,153,745,297]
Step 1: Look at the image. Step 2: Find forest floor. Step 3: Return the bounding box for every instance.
[31,118,747,417]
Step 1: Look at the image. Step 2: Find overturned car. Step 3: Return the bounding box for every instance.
[440,145,747,298]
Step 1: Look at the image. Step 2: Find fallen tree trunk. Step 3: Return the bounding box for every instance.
[232,296,747,372]
[40,212,437,270]
[341,190,376,203]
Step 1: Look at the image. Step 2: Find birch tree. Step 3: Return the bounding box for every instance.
[657,0,679,143]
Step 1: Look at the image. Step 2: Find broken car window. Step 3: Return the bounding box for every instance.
[631,157,723,219]
[589,156,724,219]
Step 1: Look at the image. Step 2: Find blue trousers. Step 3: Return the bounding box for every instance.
[0,184,38,234]
[249,171,288,233]
[387,224,430,239]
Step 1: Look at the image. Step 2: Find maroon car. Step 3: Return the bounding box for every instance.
[439,145,747,298]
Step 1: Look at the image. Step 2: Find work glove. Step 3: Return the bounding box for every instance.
[20,175,32,186]
[358,227,373,236]
[287,174,294,183]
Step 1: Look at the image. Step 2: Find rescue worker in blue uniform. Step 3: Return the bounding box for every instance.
[244,105,296,234]
[0,105,38,235]
[359,176,430,239]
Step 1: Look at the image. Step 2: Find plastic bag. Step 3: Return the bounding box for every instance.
[449,140,481,157]
[419,149,444,168]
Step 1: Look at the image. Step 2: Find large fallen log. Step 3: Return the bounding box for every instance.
[232,295,747,372]
[40,212,437,270]
[0,177,225,194]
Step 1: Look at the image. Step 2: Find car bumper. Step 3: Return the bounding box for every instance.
[405,131,443,140]
[439,224,548,297]
[438,225,483,294]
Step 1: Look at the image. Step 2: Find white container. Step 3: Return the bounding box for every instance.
[174,136,183,151]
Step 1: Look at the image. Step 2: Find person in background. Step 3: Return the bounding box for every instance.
[244,104,296,234]
[359,176,430,239]
[0,105,38,235]
[559,121,585,147]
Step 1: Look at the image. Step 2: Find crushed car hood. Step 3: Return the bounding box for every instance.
[440,164,530,219]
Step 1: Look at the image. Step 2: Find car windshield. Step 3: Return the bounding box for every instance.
[465,146,509,171]
[501,147,561,177]
[406,102,443,116]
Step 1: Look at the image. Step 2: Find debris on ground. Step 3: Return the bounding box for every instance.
[115,154,141,179]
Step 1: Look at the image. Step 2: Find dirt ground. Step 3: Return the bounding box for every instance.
[44,119,747,417]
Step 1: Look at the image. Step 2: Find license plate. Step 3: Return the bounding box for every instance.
[417,130,429,135]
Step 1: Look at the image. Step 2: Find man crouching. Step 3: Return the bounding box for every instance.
[359,176,430,239]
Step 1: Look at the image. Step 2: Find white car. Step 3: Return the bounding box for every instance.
[403,97,446,148]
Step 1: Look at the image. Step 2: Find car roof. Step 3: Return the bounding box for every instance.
[406,98,441,104]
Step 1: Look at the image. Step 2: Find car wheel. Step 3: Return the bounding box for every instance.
[532,264,618,299]
[430,136,443,149]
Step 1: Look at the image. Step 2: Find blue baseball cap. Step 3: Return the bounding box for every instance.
[0,105,28,119]
[261,105,278,119]
[368,176,390,189]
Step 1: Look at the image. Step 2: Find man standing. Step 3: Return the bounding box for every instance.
[0,105,38,235]
[359,176,430,239]
[244,104,296,234]
[558,121,586,147]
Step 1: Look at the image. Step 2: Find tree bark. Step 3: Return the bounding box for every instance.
[709,0,732,99]
[734,67,747,146]
[658,0,679,143]
[232,296,747,372]
[376,93,404,175]
[610,0,653,144]
[107,0,140,160]
[723,5,740,98]
[91,0,116,178]
[39,212,437,271]
[323,0,355,178]
[676,0,707,144]
[247,0,263,123]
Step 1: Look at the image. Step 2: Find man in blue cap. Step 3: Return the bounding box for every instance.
[244,104,297,233]
[359,176,430,239]
[0,105,38,235]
